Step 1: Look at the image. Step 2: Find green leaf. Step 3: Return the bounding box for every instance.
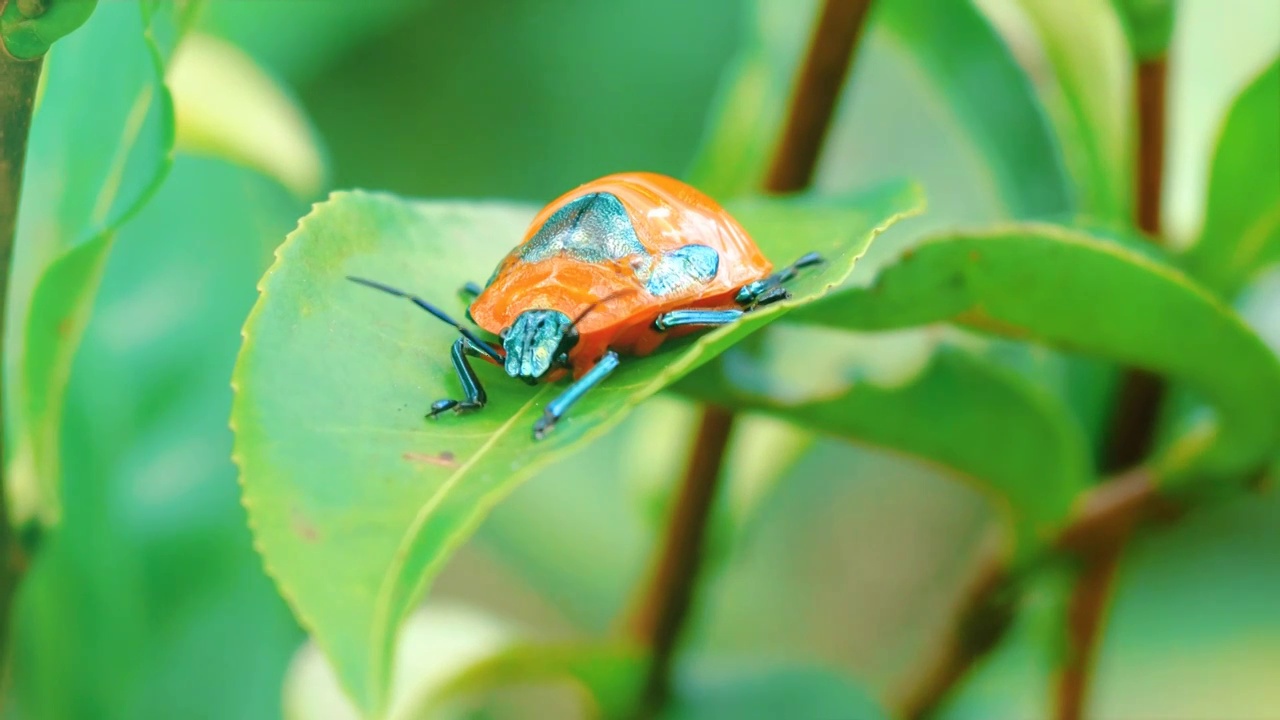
[1182,58,1280,297]
[690,0,1073,219]
[423,642,645,720]
[167,32,327,198]
[7,0,196,524]
[232,181,923,715]
[285,604,517,720]
[13,155,305,720]
[998,0,1134,219]
[791,224,1280,488]
[1113,0,1176,61]
[873,0,1074,218]
[665,663,890,720]
[0,0,97,59]
[676,329,1090,547]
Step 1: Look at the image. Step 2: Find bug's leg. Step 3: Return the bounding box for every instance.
[652,309,744,331]
[735,251,825,306]
[748,286,791,308]
[428,337,490,418]
[532,350,621,440]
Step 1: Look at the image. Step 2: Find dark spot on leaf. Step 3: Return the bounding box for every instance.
[968,250,981,262]
[403,451,458,467]
[901,248,915,261]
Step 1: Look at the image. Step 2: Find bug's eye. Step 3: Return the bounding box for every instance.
[499,327,510,339]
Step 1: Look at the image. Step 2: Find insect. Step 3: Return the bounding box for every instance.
[349,172,822,440]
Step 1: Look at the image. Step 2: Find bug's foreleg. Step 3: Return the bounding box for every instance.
[652,309,744,332]
[532,350,621,440]
[428,337,491,418]
[735,250,825,306]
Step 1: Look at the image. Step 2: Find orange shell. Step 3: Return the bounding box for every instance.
[469,172,772,374]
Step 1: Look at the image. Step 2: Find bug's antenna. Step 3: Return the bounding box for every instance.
[347,276,504,364]
[568,289,635,331]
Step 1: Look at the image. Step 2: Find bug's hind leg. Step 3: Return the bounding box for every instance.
[532,351,621,440]
[735,251,825,307]
[428,337,491,418]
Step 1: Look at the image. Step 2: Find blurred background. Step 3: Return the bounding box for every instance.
[4,0,1279,718]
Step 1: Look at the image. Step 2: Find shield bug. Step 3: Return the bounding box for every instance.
[349,172,822,440]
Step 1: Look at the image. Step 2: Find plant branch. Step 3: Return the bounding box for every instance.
[627,404,735,713]
[1057,55,1169,720]
[0,25,43,692]
[901,467,1156,719]
[900,529,1012,720]
[625,0,875,713]
[764,0,875,192]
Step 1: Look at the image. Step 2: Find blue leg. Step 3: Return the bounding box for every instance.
[532,351,621,440]
[735,250,824,306]
[429,337,490,418]
[652,309,744,332]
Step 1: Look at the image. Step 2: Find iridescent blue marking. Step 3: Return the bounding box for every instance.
[502,309,573,380]
[645,244,720,297]
[519,192,646,264]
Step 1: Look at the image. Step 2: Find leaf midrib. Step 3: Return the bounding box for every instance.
[368,383,553,702]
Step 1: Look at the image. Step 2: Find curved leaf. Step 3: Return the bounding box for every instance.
[874,0,1074,218]
[421,643,645,720]
[689,0,1071,220]
[676,329,1090,546]
[12,155,305,720]
[232,181,923,714]
[1182,58,1280,297]
[168,33,327,198]
[284,604,516,720]
[6,0,197,524]
[791,224,1280,486]
[992,0,1134,219]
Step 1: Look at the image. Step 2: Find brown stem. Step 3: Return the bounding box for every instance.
[1134,58,1166,241]
[764,0,875,192]
[1057,55,1169,720]
[628,405,735,713]
[0,32,43,688]
[899,467,1158,718]
[901,530,1013,720]
[626,0,875,714]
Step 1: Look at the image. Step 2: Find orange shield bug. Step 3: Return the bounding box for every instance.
[349,172,821,439]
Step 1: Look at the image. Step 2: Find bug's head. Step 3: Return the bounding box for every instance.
[501,309,578,382]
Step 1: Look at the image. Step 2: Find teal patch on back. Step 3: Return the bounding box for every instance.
[519,192,646,264]
[645,244,720,296]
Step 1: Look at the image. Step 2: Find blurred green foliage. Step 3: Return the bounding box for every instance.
[1,0,1277,718]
